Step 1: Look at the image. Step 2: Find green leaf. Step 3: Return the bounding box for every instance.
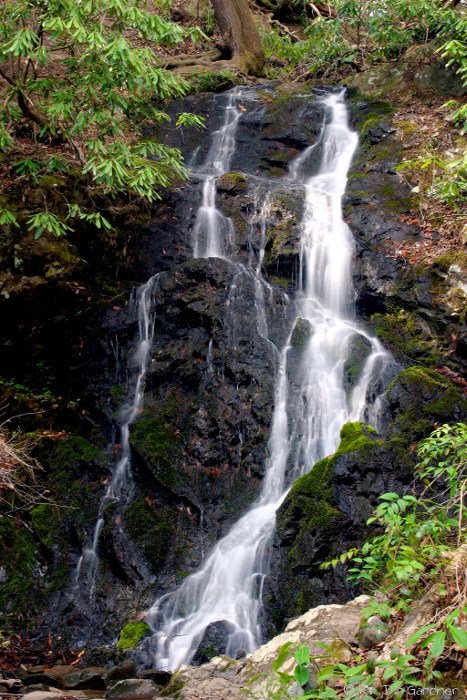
[294,663,310,687]
[407,624,435,647]
[272,642,293,671]
[294,645,310,665]
[0,208,20,227]
[429,631,446,658]
[448,624,467,648]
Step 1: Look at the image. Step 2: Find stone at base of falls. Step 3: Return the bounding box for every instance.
[106,661,138,685]
[166,595,371,700]
[192,620,236,665]
[20,693,68,700]
[62,668,107,690]
[105,679,159,700]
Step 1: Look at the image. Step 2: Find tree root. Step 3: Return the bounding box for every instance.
[162,49,223,69]
[162,50,247,77]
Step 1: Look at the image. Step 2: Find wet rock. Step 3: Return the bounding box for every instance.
[42,667,75,681]
[265,422,414,632]
[192,620,236,664]
[22,675,61,689]
[0,678,23,693]
[105,661,137,685]
[216,172,248,193]
[379,366,467,441]
[81,646,118,668]
[264,187,304,278]
[105,679,159,700]
[136,670,171,687]
[343,333,373,394]
[61,668,107,690]
[290,317,312,352]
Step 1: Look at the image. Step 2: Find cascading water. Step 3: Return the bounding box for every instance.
[192,88,245,259]
[73,274,161,598]
[145,88,392,670]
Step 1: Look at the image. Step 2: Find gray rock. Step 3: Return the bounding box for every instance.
[0,678,23,692]
[106,661,138,684]
[22,675,61,689]
[62,667,107,690]
[105,679,159,700]
[192,620,236,665]
[20,693,63,700]
[357,615,390,649]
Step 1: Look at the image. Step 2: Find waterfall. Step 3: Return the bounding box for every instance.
[145,88,392,670]
[73,274,162,598]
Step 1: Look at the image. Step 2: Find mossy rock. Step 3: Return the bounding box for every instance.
[0,518,37,614]
[30,503,63,550]
[216,172,248,193]
[371,309,445,367]
[382,366,467,441]
[343,334,373,391]
[117,621,151,652]
[123,498,173,573]
[50,435,102,474]
[130,393,185,489]
[290,317,312,352]
[279,423,379,546]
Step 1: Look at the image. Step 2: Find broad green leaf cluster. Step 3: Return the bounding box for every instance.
[0,0,204,235]
[324,423,466,597]
[263,0,465,77]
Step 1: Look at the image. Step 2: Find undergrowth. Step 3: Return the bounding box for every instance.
[263,423,467,700]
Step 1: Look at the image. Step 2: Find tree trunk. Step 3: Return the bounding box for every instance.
[210,0,265,75]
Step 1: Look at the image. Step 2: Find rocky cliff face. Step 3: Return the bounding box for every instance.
[0,72,465,659]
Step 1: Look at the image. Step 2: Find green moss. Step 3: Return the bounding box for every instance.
[337,422,378,455]
[116,621,151,652]
[280,422,381,573]
[160,668,186,697]
[124,498,173,573]
[269,275,289,289]
[217,172,248,192]
[30,504,62,549]
[386,366,467,441]
[290,317,312,351]
[394,118,418,137]
[0,518,37,613]
[186,70,237,94]
[282,456,339,538]
[110,383,126,402]
[130,394,184,488]
[51,435,101,471]
[432,250,466,273]
[372,309,445,366]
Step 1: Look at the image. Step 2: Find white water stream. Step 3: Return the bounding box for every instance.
[146,88,392,669]
[73,274,162,598]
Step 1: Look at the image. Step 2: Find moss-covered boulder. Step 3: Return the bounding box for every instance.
[290,317,312,352]
[123,499,173,574]
[117,621,151,652]
[216,172,248,193]
[265,422,413,633]
[379,366,467,441]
